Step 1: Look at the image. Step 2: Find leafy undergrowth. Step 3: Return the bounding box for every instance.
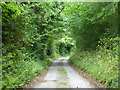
[2,51,51,89]
[70,38,119,88]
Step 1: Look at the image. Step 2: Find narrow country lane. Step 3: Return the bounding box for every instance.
[34,57,93,88]
[3,2,118,89]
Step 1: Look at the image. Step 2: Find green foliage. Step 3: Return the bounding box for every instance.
[56,42,73,56]
[2,2,66,88]
[70,36,119,88]
[66,2,119,88]
[2,59,50,88]
[2,2,119,89]
[63,2,118,50]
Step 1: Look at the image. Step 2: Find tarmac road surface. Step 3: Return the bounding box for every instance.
[34,57,93,88]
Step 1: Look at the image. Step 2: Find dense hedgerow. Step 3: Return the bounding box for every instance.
[70,37,119,88]
[2,2,119,89]
[2,2,69,89]
[2,46,51,88]
[64,2,119,88]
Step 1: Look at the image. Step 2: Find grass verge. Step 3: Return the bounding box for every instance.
[69,49,118,88]
[2,58,51,88]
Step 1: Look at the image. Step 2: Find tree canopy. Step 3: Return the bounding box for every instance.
[2,2,119,89]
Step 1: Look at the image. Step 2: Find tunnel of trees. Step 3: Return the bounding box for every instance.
[1,2,119,88]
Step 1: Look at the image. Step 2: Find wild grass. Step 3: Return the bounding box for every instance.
[70,48,118,88]
[59,82,67,86]
[60,71,67,76]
